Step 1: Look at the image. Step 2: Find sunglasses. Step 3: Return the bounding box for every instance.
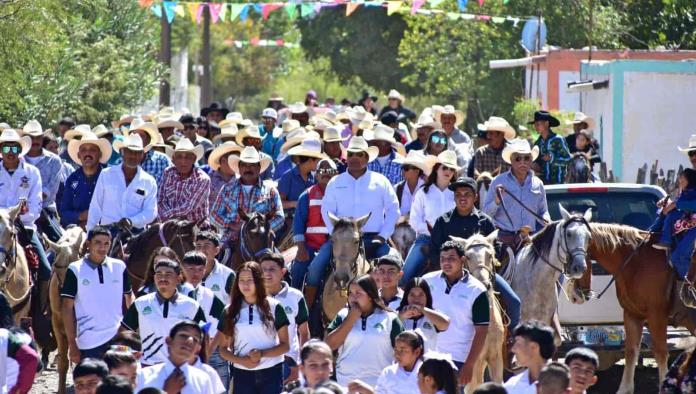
[513,155,532,162]
[347,151,366,158]
[440,166,456,173]
[430,136,447,145]
[317,168,338,175]
[402,165,419,172]
[1,146,21,154]
[689,151,696,158]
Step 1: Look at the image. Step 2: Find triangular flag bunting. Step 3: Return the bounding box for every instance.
[446,12,459,20]
[387,1,402,15]
[410,0,425,15]
[285,4,298,19]
[239,4,250,21]
[150,3,162,18]
[478,0,484,5]
[461,13,475,19]
[262,3,283,19]
[174,4,185,16]
[346,2,360,15]
[475,14,491,21]
[428,0,445,7]
[457,0,467,11]
[218,3,228,21]
[276,39,285,46]
[250,37,260,45]
[209,3,224,23]
[186,3,199,22]
[253,4,263,14]
[314,3,323,13]
[139,0,155,7]
[196,2,207,23]
[300,3,314,17]
[229,4,246,20]
[162,1,176,23]
[491,16,504,23]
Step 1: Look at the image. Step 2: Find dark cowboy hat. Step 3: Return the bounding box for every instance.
[528,110,560,127]
[200,101,230,118]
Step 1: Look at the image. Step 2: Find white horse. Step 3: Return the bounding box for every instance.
[0,204,31,322]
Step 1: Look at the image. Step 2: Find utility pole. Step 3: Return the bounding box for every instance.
[201,5,212,108]
[159,8,171,106]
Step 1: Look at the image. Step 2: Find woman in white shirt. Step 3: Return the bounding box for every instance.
[374,330,426,394]
[401,150,459,285]
[417,357,458,394]
[216,261,290,394]
[397,278,450,352]
[325,274,404,388]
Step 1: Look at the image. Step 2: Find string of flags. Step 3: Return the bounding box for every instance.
[225,39,300,47]
[140,0,528,25]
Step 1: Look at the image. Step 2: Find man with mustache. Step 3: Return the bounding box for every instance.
[59,131,112,228]
[127,118,172,185]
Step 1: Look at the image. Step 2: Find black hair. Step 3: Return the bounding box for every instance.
[182,251,207,266]
[111,331,142,351]
[564,347,599,370]
[0,291,14,329]
[103,350,137,371]
[87,226,112,241]
[349,274,390,312]
[136,389,166,394]
[153,258,181,274]
[96,375,133,394]
[398,277,434,311]
[259,251,286,269]
[513,320,556,359]
[73,358,109,380]
[419,357,457,394]
[195,230,220,247]
[169,319,203,341]
[299,339,333,364]
[395,330,424,360]
[298,155,317,164]
[472,382,507,394]
[538,362,571,393]
[440,240,466,257]
[681,168,696,190]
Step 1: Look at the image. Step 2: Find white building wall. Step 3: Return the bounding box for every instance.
[525,68,548,107]
[579,73,613,176]
[557,71,581,111]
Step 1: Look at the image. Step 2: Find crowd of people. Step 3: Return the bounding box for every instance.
[1,89,693,394]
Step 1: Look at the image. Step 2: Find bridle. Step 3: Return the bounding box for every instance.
[532,216,592,275]
[238,214,275,262]
[329,228,365,290]
[465,241,497,281]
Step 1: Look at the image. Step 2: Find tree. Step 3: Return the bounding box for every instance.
[613,0,696,49]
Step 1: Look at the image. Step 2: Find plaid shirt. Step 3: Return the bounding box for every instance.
[367,151,403,185]
[208,170,234,211]
[474,144,510,175]
[157,166,211,223]
[141,150,172,184]
[210,179,285,242]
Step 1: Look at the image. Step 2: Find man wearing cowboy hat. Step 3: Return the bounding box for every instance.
[472,116,516,176]
[482,139,550,244]
[236,125,275,181]
[564,112,599,154]
[59,131,111,228]
[56,116,76,155]
[434,104,471,146]
[273,126,315,181]
[679,135,696,170]
[21,120,64,242]
[200,101,230,124]
[530,110,571,185]
[157,139,211,223]
[178,114,213,165]
[357,91,378,116]
[207,141,242,210]
[128,118,172,184]
[365,124,407,185]
[210,146,284,244]
[154,110,183,143]
[279,138,325,214]
[259,108,281,160]
[378,89,416,122]
[60,124,91,167]
[266,93,286,111]
[87,134,158,234]
[304,136,399,306]
[406,114,441,153]
[323,125,348,174]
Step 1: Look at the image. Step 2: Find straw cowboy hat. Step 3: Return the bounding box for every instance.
[281,119,302,135]
[479,116,516,140]
[566,112,596,131]
[363,124,406,157]
[111,114,134,129]
[213,123,239,144]
[323,126,348,143]
[281,130,320,154]
[288,102,308,114]
[21,120,43,137]
[152,134,174,158]
[154,113,184,130]
[314,110,337,124]
[528,111,560,128]
[208,141,243,171]
[308,118,334,133]
[678,135,696,154]
[287,138,327,160]
[397,150,431,174]
[502,138,540,164]
[172,137,205,162]
[0,129,31,157]
[218,112,244,128]
[235,125,265,146]
[67,131,112,165]
[268,93,284,102]
[228,146,272,174]
[348,106,374,127]
[113,133,146,153]
[127,118,160,150]
[64,124,93,141]
[434,105,465,127]
[410,114,442,131]
[346,136,379,163]
[0,123,10,131]
[387,89,405,103]
[424,150,462,173]
[91,124,114,138]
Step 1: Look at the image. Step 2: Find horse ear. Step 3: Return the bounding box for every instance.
[327,212,341,228]
[449,235,467,245]
[238,208,250,222]
[7,203,21,222]
[43,234,60,252]
[558,204,571,220]
[583,207,593,222]
[355,213,371,230]
[486,230,499,245]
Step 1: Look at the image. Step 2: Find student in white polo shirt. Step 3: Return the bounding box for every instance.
[374,330,425,394]
[135,320,215,394]
[376,254,404,310]
[259,252,310,383]
[194,231,236,305]
[325,274,404,388]
[423,240,489,388]
[61,226,134,362]
[215,261,290,394]
[397,277,450,352]
[504,321,556,394]
[121,259,206,366]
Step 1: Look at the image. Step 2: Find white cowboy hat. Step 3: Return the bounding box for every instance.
[208,141,243,171]
[127,118,159,150]
[346,136,379,163]
[228,146,272,174]
[480,116,516,140]
[113,133,146,153]
[314,110,337,124]
[387,89,405,103]
[261,108,278,120]
[235,125,265,146]
[323,126,348,143]
[21,120,43,137]
[566,112,596,131]
[157,106,182,119]
[0,123,10,131]
[212,124,239,144]
[281,130,320,154]
[348,106,374,127]
[397,150,431,174]
[363,124,406,157]
[91,124,114,138]
[173,137,205,162]
[288,102,308,114]
[287,138,327,160]
[152,134,174,158]
[111,114,134,129]
[502,138,540,164]
[67,131,112,165]
[64,124,92,141]
[0,129,31,157]
[433,105,465,127]
[678,135,696,154]
[218,112,244,128]
[281,119,302,135]
[335,110,351,123]
[424,150,462,172]
[154,113,184,130]
[308,118,334,133]
[410,114,442,130]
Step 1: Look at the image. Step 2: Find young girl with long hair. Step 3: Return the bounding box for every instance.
[397,278,450,351]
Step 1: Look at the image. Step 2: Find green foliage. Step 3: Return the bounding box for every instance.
[614,0,696,49]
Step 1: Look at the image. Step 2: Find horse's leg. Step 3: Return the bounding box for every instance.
[645,314,669,385]
[465,359,486,394]
[617,313,643,394]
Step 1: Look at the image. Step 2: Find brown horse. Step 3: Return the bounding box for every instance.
[587,223,696,394]
[228,211,276,272]
[0,204,31,321]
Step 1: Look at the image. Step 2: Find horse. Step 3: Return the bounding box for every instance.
[475,167,500,209]
[584,223,696,394]
[321,213,373,324]
[43,226,86,394]
[0,204,32,322]
[390,215,416,260]
[566,152,592,183]
[456,231,505,392]
[229,210,276,272]
[502,205,592,342]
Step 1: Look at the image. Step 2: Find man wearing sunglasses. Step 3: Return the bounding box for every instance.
[180,114,213,165]
[678,135,696,170]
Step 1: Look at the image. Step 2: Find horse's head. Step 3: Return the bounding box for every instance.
[567,153,591,183]
[328,212,370,289]
[454,231,499,287]
[238,211,274,260]
[392,216,416,260]
[558,204,593,279]
[44,227,85,281]
[0,204,21,280]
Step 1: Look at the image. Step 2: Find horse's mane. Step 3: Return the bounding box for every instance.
[529,221,560,261]
[588,222,644,252]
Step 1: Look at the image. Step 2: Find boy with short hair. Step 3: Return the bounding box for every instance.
[564,347,598,394]
[375,254,404,309]
[505,320,556,394]
[537,362,571,394]
[73,358,109,394]
[103,350,138,389]
[194,231,235,304]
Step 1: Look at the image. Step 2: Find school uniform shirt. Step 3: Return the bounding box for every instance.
[410,185,455,236]
[193,358,226,394]
[374,359,423,394]
[327,307,404,387]
[121,291,206,366]
[136,359,214,394]
[0,159,42,229]
[504,369,537,394]
[270,282,309,363]
[60,256,132,350]
[218,298,290,371]
[400,315,439,352]
[381,289,403,311]
[423,270,489,363]
[201,261,235,305]
[86,164,158,231]
[184,283,225,338]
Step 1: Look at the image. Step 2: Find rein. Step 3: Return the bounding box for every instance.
[497,187,550,228]
[593,231,652,299]
[1,223,32,314]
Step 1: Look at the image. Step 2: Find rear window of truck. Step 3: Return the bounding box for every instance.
[547,191,660,230]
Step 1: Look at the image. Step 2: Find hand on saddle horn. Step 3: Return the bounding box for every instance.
[117,218,133,230]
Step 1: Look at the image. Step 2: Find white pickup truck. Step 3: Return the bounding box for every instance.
[546,183,693,369]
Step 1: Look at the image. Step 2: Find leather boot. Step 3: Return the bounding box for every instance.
[38,280,50,314]
[304,286,319,310]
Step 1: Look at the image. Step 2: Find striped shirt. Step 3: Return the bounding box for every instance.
[141,150,172,184]
[368,151,403,185]
[157,166,210,223]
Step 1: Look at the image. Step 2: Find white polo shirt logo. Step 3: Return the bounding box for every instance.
[142,306,153,315]
[423,322,433,330]
[211,284,220,291]
[284,305,293,314]
[373,322,384,331]
[82,279,90,286]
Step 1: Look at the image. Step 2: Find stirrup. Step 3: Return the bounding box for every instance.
[679,278,696,309]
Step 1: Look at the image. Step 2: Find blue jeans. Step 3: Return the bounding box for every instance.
[672,227,696,279]
[208,348,230,391]
[657,210,683,245]
[494,274,521,330]
[290,246,317,290]
[232,362,283,394]
[306,236,390,287]
[400,235,431,286]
